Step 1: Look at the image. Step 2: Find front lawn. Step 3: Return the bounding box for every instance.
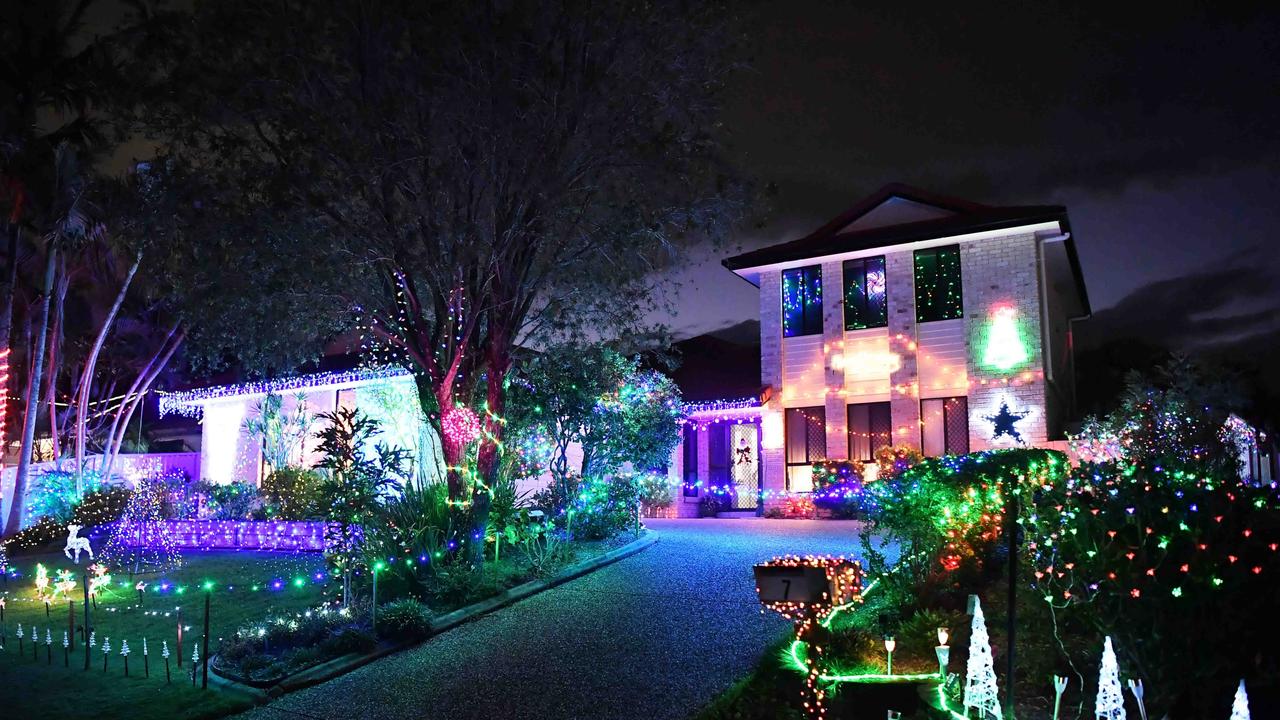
[1,548,333,720]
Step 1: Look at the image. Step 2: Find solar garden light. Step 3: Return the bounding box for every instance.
[936,627,951,678]
[884,635,896,675]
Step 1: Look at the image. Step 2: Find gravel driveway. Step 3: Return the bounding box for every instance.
[237,518,867,720]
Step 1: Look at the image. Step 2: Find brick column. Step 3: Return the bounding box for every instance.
[759,271,786,501]
[821,261,847,460]
[886,251,921,450]
[961,233,1048,449]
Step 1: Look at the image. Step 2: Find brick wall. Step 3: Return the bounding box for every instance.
[759,270,786,502]
[822,260,848,460]
[961,233,1048,449]
[886,250,921,450]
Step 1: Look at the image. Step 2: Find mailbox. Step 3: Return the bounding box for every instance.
[754,556,862,609]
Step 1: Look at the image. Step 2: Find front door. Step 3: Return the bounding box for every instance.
[726,422,761,511]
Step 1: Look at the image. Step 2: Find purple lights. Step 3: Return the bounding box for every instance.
[118,520,329,552]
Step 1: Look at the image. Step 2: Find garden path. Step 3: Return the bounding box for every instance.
[238,518,868,720]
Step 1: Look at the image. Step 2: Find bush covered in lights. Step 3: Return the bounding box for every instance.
[810,460,867,519]
[215,601,377,684]
[571,474,640,540]
[857,449,1066,605]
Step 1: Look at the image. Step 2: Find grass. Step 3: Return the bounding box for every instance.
[1,546,334,720]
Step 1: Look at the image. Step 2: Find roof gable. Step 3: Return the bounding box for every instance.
[837,196,958,233]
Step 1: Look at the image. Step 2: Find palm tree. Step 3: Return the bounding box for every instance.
[0,0,113,535]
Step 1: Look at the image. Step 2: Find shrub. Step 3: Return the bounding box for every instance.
[24,470,104,525]
[811,460,867,519]
[376,599,433,640]
[197,481,262,519]
[698,494,721,518]
[873,445,923,480]
[72,487,132,527]
[322,626,377,655]
[522,521,569,577]
[261,467,324,519]
[635,472,673,513]
[571,475,638,539]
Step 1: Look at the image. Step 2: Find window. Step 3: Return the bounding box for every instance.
[782,265,823,337]
[708,425,729,492]
[785,406,827,491]
[682,425,699,497]
[914,245,963,322]
[921,397,969,456]
[843,256,888,330]
[847,402,892,462]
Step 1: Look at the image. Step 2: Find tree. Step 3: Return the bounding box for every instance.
[963,596,1001,719]
[1095,637,1126,720]
[141,0,747,560]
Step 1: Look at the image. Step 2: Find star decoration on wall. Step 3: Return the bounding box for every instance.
[985,401,1029,444]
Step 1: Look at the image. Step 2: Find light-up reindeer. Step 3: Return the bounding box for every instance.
[754,555,864,720]
[64,524,94,563]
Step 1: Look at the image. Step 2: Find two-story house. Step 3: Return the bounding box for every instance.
[668,184,1090,516]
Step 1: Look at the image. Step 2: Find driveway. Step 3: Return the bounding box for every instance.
[238,518,867,720]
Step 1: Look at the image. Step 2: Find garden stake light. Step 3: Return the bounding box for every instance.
[1128,678,1147,720]
[1052,676,1068,720]
[884,636,896,675]
[936,627,950,678]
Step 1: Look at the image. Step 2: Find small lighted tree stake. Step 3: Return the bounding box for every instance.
[1230,680,1251,720]
[121,639,130,676]
[45,627,51,664]
[963,597,1001,719]
[191,643,199,686]
[143,637,149,677]
[102,636,111,672]
[1095,637,1126,720]
[16,623,23,655]
[162,640,171,683]
[62,631,69,667]
[753,555,864,719]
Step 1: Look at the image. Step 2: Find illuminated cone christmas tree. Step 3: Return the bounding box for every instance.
[963,597,1001,719]
[1095,637,1126,720]
[1230,680,1251,720]
[100,478,181,573]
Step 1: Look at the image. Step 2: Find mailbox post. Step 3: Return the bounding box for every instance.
[754,555,864,720]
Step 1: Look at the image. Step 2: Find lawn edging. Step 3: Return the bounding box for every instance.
[212,531,659,704]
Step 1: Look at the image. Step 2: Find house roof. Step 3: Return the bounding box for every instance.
[723,183,1091,314]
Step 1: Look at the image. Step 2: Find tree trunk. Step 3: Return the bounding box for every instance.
[102,328,183,483]
[6,244,57,535]
[75,251,140,483]
[0,224,18,535]
[470,345,511,565]
[46,256,68,465]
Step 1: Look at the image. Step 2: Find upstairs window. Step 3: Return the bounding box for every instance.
[782,265,823,337]
[843,256,888,330]
[914,245,963,322]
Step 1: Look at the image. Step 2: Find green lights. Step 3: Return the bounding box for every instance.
[980,304,1029,373]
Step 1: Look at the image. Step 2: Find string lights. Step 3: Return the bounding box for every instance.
[157,366,411,418]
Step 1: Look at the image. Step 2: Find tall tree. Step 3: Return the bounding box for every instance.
[0,0,116,534]
[145,0,746,559]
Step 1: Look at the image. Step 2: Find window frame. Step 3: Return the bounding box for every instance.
[847,401,892,462]
[843,256,888,330]
[913,245,964,323]
[782,265,824,337]
[682,424,699,497]
[784,406,827,490]
[920,396,970,456]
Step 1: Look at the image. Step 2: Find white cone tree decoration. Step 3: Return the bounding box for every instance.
[1095,637,1126,720]
[963,597,1001,719]
[1230,680,1251,720]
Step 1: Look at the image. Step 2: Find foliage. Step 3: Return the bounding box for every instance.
[313,408,407,600]
[530,472,582,519]
[571,475,640,540]
[699,495,723,518]
[242,392,316,473]
[873,444,925,480]
[509,347,683,489]
[811,460,867,518]
[858,450,1066,603]
[196,481,262,520]
[521,521,570,578]
[376,599,434,641]
[24,470,104,525]
[216,602,373,683]
[1068,355,1246,477]
[366,482,461,583]
[1025,463,1280,714]
[72,487,132,527]
[260,467,325,520]
[635,472,674,512]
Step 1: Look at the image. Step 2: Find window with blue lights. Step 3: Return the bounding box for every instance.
[914,245,963,322]
[782,265,823,337]
[843,256,888,330]
[682,425,699,497]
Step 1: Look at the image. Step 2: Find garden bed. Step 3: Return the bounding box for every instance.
[210,531,656,696]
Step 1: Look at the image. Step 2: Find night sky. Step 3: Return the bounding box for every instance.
[664,1,1280,353]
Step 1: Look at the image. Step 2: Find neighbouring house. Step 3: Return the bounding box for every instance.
[157,366,445,488]
[666,184,1091,516]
